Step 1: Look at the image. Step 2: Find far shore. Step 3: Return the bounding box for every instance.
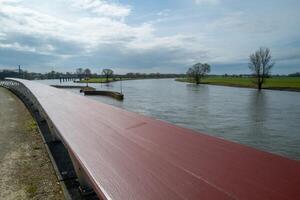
[75,77,126,83]
[35,76,300,92]
[75,77,175,84]
[176,77,300,92]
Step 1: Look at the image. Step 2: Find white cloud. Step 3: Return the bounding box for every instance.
[0,42,36,52]
[0,0,200,57]
[1,0,299,74]
[0,0,152,53]
[157,9,170,17]
[0,0,207,72]
[195,0,220,6]
[71,0,131,18]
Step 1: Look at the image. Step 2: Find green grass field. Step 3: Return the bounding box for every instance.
[77,77,123,83]
[176,76,300,91]
[78,77,160,83]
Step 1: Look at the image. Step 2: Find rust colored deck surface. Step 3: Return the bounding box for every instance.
[9,79,300,200]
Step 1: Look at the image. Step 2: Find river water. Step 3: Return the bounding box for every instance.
[36,79,300,160]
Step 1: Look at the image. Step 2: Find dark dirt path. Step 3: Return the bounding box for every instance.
[0,87,64,200]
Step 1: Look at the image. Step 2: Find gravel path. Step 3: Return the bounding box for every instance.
[0,87,64,200]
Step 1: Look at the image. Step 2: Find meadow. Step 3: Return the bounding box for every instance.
[176,76,300,91]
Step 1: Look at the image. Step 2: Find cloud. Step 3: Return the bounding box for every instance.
[0,0,208,72]
[0,0,150,53]
[195,0,220,6]
[53,42,209,73]
[0,47,58,67]
[157,9,170,17]
[70,0,131,18]
[0,0,299,74]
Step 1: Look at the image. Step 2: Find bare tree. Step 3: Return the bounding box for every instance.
[102,69,114,82]
[249,47,275,90]
[84,68,91,80]
[76,68,84,81]
[187,63,211,84]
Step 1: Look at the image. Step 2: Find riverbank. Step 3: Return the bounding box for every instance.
[77,77,177,83]
[176,77,300,92]
[0,87,64,200]
[76,77,128,83]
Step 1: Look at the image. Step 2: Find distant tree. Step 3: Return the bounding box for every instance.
[288,72,300,77]
[102,69,114,82]
[249,47,275,90]
[84,68,91,80]
[0,69,19,79]
[76,68,83,74]
[187,63,211,84]
[50,70,56,79]
[76,68,84,81]
[126,73,134,78]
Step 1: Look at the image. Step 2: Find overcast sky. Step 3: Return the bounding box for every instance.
[0,0,299,74]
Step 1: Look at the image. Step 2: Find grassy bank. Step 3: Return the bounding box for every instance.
[176,77,300,91]
[76,77,133,83]
[76,77,172,83]
[76,77,117,83]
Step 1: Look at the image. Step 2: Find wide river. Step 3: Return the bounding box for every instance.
[37,78,300,160]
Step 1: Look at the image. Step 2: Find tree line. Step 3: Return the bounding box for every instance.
[0,68,185,80]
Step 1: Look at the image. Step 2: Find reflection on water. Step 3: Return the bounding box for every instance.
[246,91,270,151]
[36,79,300,160]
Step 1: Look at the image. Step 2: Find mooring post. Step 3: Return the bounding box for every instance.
[120,77,123,94]
[18,65,21,78]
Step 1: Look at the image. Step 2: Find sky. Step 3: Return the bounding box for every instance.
[0,0,300,74]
